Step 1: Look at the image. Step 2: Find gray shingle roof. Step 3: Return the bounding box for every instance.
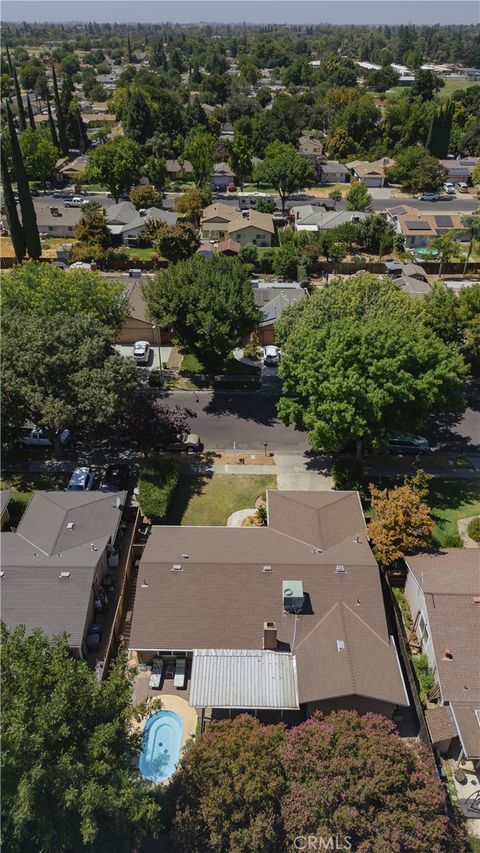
[253,287,306,325]
[129,490,408,709]
[1,490,12,518]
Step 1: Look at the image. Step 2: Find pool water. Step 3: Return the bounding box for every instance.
[139,710,183,783]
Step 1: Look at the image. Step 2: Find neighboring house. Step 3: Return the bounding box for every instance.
[106,205,177,245]
[384,260,429,281]
[291,207,367,232]
[228,210,274,247]
[58,154,89,180]
[346,157,395,188]
[387,205,465,248]
[211,162,235,190]
[128,490,409,721]
[81,112,116,125]
[1,490,126,657]
[438,158,479,183]
[200,204,274,246]
[317,161,350,185]
[396,275,432,297]
[217,239,241,256]
[404,551,480,767]
[108,272,174,345]
[252,280,307,345]
[165,159,194,181]
[298,135,325,157]
[219,122,234,139]
[1,490,11,530]
[20,204,83,238]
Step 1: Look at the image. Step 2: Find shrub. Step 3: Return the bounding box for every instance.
[467,516,480,542]
[412,653,435,705]
[331,457,366,499]
[138,457,180,521]
[442,530,463,548]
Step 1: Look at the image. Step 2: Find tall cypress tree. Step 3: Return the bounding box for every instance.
[427,100,454,159]
[26,94,36,131]
[46,95,59,150]
[5,101,41,259]
[7,49,27,132]
[127,32,133,63]
[1,140,26,261]
[51,63,69,155]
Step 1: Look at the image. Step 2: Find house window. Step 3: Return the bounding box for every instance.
[418,612,429,647]
[255,234,262,239]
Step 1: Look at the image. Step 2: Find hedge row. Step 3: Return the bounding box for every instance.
[138,456,181,521]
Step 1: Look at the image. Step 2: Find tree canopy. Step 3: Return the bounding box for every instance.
[183,127,215,188]
[368,471,435,565]
[85,138,144,201]
[253,141,315,212]
[1,626,161,853]
[276,274,467,456]
[143,255,260,375]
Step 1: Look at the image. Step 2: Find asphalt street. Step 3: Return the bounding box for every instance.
[166,388,480,455]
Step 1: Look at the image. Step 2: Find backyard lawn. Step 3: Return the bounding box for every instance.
[167,473,277,526]
[0,472,70,526]
[428,478,480,547]
[124,247,156,260]
[179,352,260,376]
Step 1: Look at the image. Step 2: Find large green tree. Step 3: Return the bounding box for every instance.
[75,202,111,249]
[277,274,466,457]
[183,127,215,188]
[124,88,154,143]
[1,313,136,447]
[5,100,41,259]
[19,127,58,191]
[426,100,454,158]
[253,141,315,212]
[143,255,261,376]
[227,133,253,190]
[0,261,127,329]
[0,140,26,261]
[345,179,372,211]
[85,138,143,201]
[51,62,69,155]
[1,626,161,852]
[385,147,446,192]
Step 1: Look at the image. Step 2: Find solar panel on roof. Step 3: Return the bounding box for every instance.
[405,220,431,230]
[435,216,453,227]
[446,168,468,176]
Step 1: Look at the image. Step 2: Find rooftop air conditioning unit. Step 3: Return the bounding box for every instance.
[282,580,304,613]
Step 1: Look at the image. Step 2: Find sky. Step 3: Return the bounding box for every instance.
[2,1,479,26]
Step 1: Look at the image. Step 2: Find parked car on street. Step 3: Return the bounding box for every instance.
[416,193,438,202]
[388,434,430,454]
[64,196,85,208]
[132,341,151,364]
[443,182,455,195]
[263,345,281,366]
[162,431,202,453]
[66,467,96,491]
[99,463,130,493]
[16,426,71,448]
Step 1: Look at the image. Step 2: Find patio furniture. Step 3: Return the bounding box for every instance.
[454,767,467,784]
[149,658,163,689]
[174,658,186,689]
[165,664,175,679]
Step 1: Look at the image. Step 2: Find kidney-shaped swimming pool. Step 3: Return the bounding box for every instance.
[139,709,183,783]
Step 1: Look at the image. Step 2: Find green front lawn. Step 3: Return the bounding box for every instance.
[179,352,260,376]
[0,472,70,526]
[428,478,480,547]
[167,472,277,526]
[124,247,156,260]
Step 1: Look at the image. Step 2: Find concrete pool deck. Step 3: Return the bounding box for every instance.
[159,694,198,751]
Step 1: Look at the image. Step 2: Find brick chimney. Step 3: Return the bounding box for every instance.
[263,621,277,650]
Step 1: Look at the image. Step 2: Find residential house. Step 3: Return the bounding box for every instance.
[211,162,235,190]
[438,158,478,183]
[128,490,409,721]
[200,204,274,246]
[1,490,127,657]
[219,122,234,139]
[217,239,241,256]
[384,261,432,297]
[1,490,11,530]
[25,204,83,239]
[316,161,350,185]
[106,203,177,246]
[387,205,465,248]
[106,273,172,346]
[165,159,194,181]
[346,157,395,188]
[298,135,325,157]
[252,280,307,345]
[291,207,367,232]
[58,154,89,181]
[404,551,480,767]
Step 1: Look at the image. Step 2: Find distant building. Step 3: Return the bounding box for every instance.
[346,157,395,188]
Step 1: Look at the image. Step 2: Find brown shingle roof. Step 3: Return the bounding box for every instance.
[129,491,408,708]
[228,210,275,235]
[425,706,457,744]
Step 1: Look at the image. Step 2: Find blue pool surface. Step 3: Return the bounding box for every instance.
[139,710,183,783]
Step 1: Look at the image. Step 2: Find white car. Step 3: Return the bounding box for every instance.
[17,426,71,448]
[69,261,92,270]
[66,467,95,491]
[64,196,85,208]
[132,341,151,364]
[443,183,455,195]
[263,345,280,366]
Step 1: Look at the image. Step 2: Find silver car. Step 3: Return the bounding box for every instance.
[132,341,151,365]
[388,434,430,454]
[66,467,95,491]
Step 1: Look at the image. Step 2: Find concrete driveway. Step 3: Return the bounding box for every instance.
[114,344,172,370]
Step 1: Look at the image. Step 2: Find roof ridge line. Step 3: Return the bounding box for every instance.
[340,602,357,692]
[293,602,340,653]
[342,601,391,648]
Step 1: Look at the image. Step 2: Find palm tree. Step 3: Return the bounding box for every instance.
[429,231,463,277]
[461,215,480,276]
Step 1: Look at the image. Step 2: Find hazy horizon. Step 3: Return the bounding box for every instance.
[2,1,479,26]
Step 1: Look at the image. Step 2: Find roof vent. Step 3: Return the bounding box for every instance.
[181,554,189,559]
[443,648,453,660]
[337,640,345,651]
[0,571,4,578]
[59,571,70,579]
[263,564,272,572]
[171,564,183,572]
[473,597,480,604]
[282,580,304,613]
[335,564,346,573]
[141,579,148,588]
[312,548,322,554]
[90,543,98,551]
[67,522,75,530]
